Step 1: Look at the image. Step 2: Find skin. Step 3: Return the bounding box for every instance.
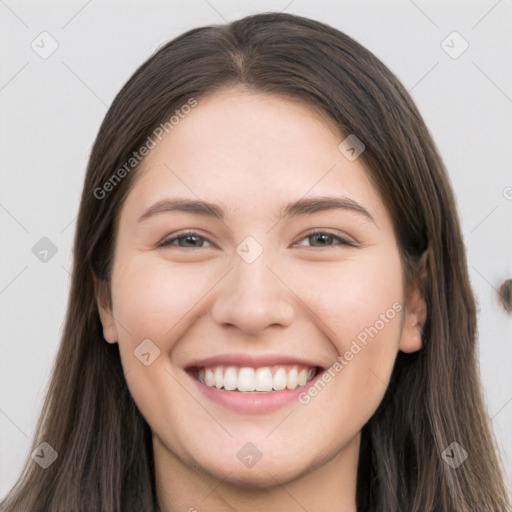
[96,86,426,512]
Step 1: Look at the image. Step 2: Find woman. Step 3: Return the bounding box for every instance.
[2,11,510,512]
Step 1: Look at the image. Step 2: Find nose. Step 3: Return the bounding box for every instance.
[211,249,295,335]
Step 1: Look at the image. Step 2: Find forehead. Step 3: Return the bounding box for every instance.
[120,87,389,228]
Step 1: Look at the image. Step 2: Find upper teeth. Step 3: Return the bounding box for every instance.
[196,365,316,392]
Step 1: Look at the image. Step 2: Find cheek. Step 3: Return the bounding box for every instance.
[298,249,404,399]
[298,250,403,346]
[110,257,212,346]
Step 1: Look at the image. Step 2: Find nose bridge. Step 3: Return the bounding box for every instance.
[235,247,277,296]
[211,236,295,333]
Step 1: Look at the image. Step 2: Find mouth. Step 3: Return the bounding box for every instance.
[187,364,321,393]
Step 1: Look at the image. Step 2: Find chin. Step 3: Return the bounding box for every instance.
[197,451,321,489]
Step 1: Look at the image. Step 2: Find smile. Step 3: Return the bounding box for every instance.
[193,365,319,392]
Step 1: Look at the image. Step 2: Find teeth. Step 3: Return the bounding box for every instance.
[224,366,238,391]
[273,368,287,390]
[286,367,298,389]
[204,368,214,387]
[237,367,255,392]
[214,367,223,389]
[255,367,273,391]
[195,365,317,392]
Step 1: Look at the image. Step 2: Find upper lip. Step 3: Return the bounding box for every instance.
[185,353,327,370]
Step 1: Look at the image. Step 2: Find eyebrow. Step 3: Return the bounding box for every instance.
[137,195,376,226]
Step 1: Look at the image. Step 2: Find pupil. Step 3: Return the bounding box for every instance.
[313,234,331,246]
[183,235,199,247]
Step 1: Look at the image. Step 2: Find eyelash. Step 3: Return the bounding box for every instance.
[157,229,356,249]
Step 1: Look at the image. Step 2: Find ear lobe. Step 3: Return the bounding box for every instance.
[93,276,118,344]
[399,287,427,354]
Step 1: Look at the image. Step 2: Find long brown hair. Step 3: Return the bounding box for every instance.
[2,12,510,511]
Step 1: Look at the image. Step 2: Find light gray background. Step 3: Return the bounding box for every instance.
[1,0,511,498]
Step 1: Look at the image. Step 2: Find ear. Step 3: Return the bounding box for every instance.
[398,286,427,353]
[399,250,428,354]
[93,276,118,344]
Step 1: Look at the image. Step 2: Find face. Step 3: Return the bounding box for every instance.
[97,86,426,487]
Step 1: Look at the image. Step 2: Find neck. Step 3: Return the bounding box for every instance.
[154,433,360,512]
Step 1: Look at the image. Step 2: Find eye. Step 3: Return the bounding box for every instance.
[294,229,356,248]
[157,229,356,250]
[158,230,212,249]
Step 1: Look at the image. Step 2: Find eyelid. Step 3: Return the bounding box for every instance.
[157,229,214,249]
[158,228,357,249]
[293,228,357,247]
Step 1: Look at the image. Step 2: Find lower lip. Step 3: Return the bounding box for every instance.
[187,370,322,415]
